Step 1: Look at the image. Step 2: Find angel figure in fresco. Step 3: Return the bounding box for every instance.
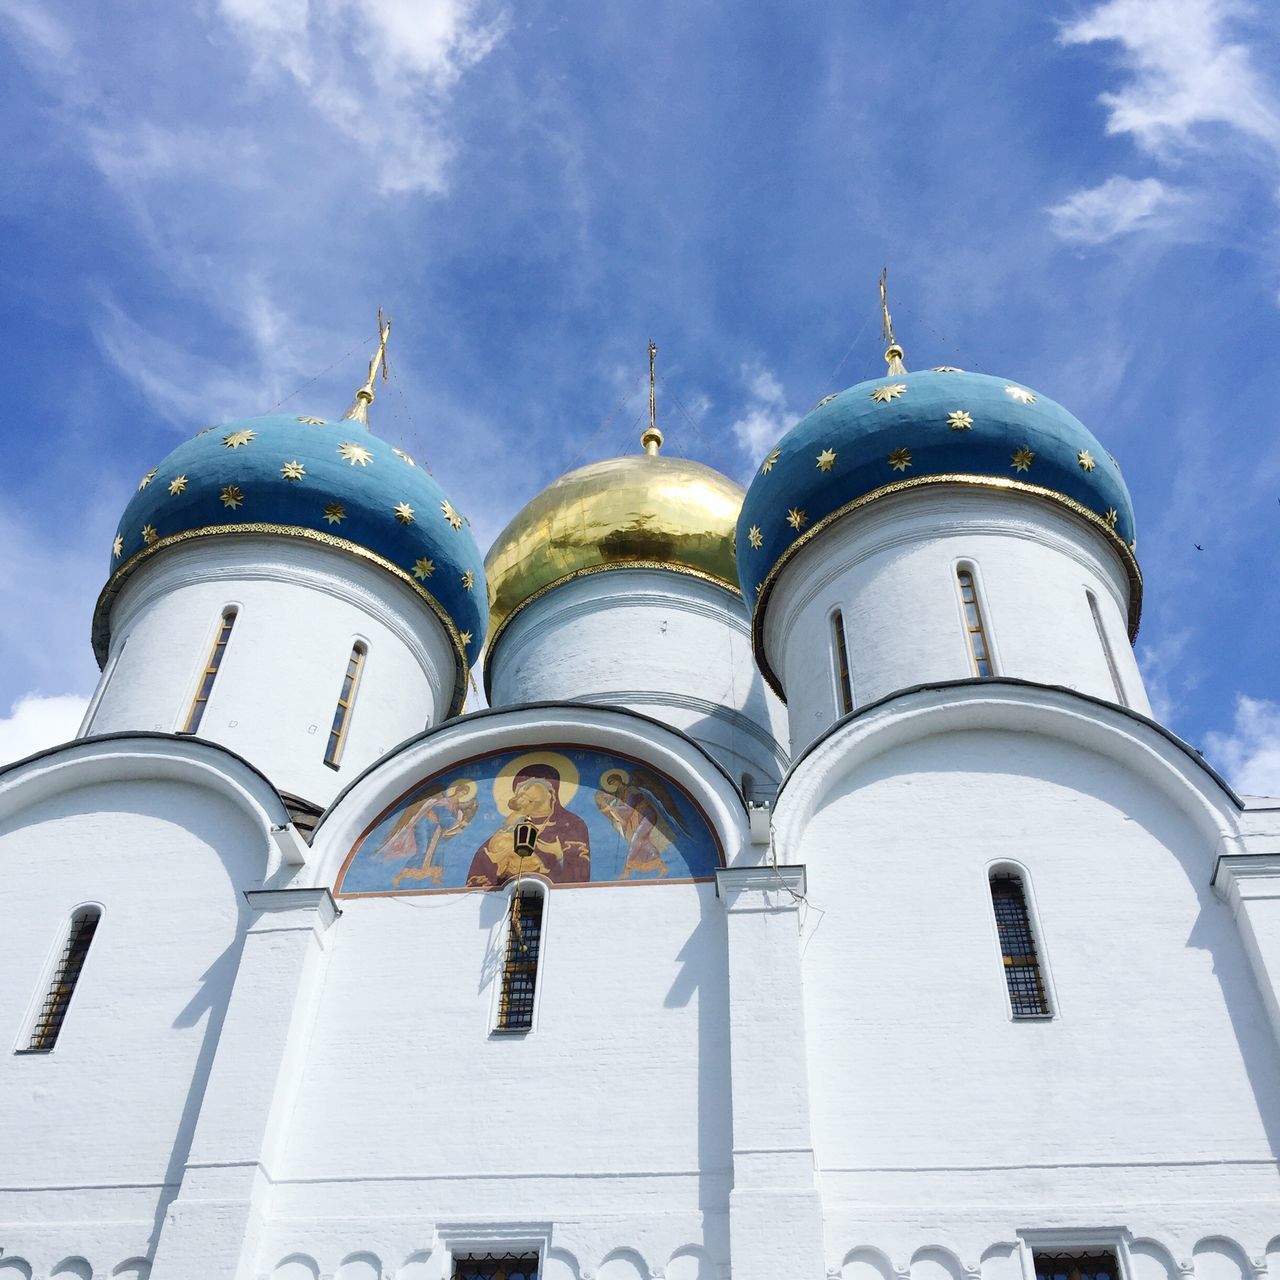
[379,779,480,887]
[466,762,591,888]
[594,767,689,879]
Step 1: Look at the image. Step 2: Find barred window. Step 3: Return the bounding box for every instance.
[22,907,101,1053]
[496,889,544,1033]
[453,1256,539,1280]
[956,568,993,676]
[832,609,854,715]
[1034,1253,1120,1280]
[990,871,1052,1018]
[324,642,367,769]
[1086,590,1127,706]
[181,608,237,734]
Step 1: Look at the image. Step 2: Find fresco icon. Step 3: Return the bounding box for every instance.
[337,745,722,896]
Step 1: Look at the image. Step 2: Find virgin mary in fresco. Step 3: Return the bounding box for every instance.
[466,760,591,887]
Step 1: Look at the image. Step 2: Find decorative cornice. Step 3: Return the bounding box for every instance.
[244,886,339,929]
[1212,853,1280,910]
[716,863,806,906]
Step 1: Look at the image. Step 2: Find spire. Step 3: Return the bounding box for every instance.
[343,307,392,425]
[641,338,664,455]
[879,267,908,376]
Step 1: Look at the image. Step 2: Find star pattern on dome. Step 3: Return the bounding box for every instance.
[338,441,373,467]
[761,448,780,475]
[323,501,346,525]
[888,447,912,471]
[392,448,416,466]
[168,475,188,495]
[871,384,907,403]
[296,416,326,425]
[220,484,244,509]
[1077,450,1096,472]
[947,410,973,431]
[112,534,123,558]
[281,460,306,481]
[1004,385,1036,405]
[816,448,837,471]
[142,523,158,545]
[394,501,415,525]
[441,500,463,529]
[811,393,838,412]
[933,366,964,373]
[1103,507,1119,528]
[1011,447,1035,472]
[461,569,475,591]
[786,507,807,530]
[747,524,763,549]
[412,557,435,580]
[459,630,473,647]
[224,429,256,448]
[139,468,158,490]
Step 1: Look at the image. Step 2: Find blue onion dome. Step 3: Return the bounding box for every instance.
[737,366,1140,697]
[94,410,486,701]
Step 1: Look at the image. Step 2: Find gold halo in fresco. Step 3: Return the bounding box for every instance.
[493,749,580,811]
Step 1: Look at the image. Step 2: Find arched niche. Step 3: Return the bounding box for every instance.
[1192,1239,1250,1280]
[598,1248,650,1280]
[1129,1240,1178,1280]
[911,1247,964,1280]
[843,1247,894,1280]
[337,1255,382,1280]
[273,1256,322,1280]
[666,1247,713,1280]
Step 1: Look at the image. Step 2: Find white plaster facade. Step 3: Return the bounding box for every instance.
[1,471,1278,1280]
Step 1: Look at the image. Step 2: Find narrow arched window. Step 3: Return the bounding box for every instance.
[1086,589,1127,706]
[496,886,544,1033]
[181,608,237,734]
[23,907,101,1052]
[956,568,993,676]
[324,642,367,769]
[831,609,854,715]
[989,871,1051,1018]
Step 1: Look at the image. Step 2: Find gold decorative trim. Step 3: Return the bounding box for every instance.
[483,559,741,699]
[92,523,475,717]
[749,473,1143,703]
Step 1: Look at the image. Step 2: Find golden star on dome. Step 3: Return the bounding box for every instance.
[748,524,764,549]
[394,501,415,524]
[220,484,244,509]
[139,467,158,490]
[338,441,373,466]
[1103,507,1118,528]
[786,507,807,530]
[947,410,973,431]
[412,557,435,580]
[761,448,780,475]
[811,393,838,411]
[755,582,762,596]
[112,534,123,558]
[1005,385,1036,405]
[1077,450,1096,472]
[392,448,416,466]
[816,448,837,471]
[281,460,306,481]
[141,523,158,545]
[1011,447,1035,472]
[888,447,912,471]
[323,501,346,525]
[459,630,473,647]
[168,474,188,495]
[224,429,255,448]
[933,366,964,373]
[1129,537,1137,552]
[296,416,326,425]
[871,384,907,403]
[441,500,463,529]
[461,569,475,591]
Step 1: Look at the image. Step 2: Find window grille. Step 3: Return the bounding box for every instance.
[1034,1253,1121,1280]
[956,568,993,676]
[453,1256,540,1280]
[1086,590,1127,706]
[324,642,367,769]
[990,873,1051,1017]
[23,907,100,1052]
[496,890,543,1032]
[181,608,237,734]
[832,609,854,715]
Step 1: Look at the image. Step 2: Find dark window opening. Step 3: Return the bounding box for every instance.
[182,608,237,734]
[957,569,993,676]
[832,609,854,714]
[496,891,543,1033]
[1034,1253,1121,1280]
[991,873,1051,1018]
[453,1256,540,1280]
[21,907,101,1053]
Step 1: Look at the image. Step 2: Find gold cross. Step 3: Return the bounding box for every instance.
[343,307,392,424]
[880,267,895,348]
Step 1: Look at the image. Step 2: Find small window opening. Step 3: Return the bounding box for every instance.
[496,887,544,1033]
[182,608,237,734]
[957,568,993,676]
[990,872,1051,1018]
[831,609,854,715]
[453,1256,540,1280]
[1034,1254,1121,1280]
[324,642,367,769]
[22,908,100,1053]
[1086,590,1127,706]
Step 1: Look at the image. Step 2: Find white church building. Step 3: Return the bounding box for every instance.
[1,325,1278,1280]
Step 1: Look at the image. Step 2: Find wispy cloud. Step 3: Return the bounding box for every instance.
[1047,175,1184,244]
[0,693,89,768]
[730,364,799,467]
[1204,694,1280,797]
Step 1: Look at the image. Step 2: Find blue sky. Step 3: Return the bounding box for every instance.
[0,0,1277,789]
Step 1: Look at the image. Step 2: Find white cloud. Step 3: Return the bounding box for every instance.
[0,694,89,768]
[1204,694,1280,797]
[731,364,799,461]
[1047,175,1183,244]
[1137,629,1194,726]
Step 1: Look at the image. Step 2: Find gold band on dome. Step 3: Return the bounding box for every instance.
[750,473,1144,704]
[92,523,474,717]
[482,559,741,700]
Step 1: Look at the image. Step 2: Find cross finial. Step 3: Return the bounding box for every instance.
[343,307,392,425]
[641,338,663,455]
[879,267,908,375]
